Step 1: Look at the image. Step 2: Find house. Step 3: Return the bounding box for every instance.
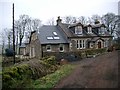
[21,16,112,59]
[19,42,29,56]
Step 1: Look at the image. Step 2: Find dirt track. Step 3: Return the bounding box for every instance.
[54,51,119,88]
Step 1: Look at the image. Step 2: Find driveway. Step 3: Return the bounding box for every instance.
[54,51,119,88]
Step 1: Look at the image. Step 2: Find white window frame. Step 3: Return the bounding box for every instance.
[53,37,60,39]
[83,40,85,49]
[76,40,79,49]
[99,27,105,34]
[47,36,53,40]
[79,40,82,49]
[101,27,105,34]
[46,45,51,51]
[75,26,82,34]
[87,27,92,34]
[76,39,86,49]
[104,40,108,47]
[53,32,58,36]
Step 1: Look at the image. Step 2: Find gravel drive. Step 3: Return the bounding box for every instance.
[54,51,119,88]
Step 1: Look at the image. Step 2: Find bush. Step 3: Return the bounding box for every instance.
[85,48,106,56]
[2,64,32,88]
[5,48,14,57]
[113,44,120,50]
[42,56,57,66]
[2,56,59,88]
[31,64,75,88]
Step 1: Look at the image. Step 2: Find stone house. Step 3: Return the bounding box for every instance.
[21,16,112,59]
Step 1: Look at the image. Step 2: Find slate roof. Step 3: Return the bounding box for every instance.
[58,23,111,38]
[37,25,69,44]
[19,43,26,48]
[58,23,73,37]
[29,18,112,45]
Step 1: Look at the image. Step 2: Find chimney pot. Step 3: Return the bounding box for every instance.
[56,16,62,25]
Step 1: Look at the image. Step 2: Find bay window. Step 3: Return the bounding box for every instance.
[76,39,86,49]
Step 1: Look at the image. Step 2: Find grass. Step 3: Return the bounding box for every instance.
[27,64,76,89]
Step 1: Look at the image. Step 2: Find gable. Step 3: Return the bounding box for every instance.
[29,31,37,43]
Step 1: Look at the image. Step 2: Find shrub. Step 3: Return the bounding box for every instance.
[85,48,106,56]
[5,48,14,57]
[31,64,75,88]
[113,44,120,50]
[42,56,57,66]
[2,64,32,88]
[2,56,59,88]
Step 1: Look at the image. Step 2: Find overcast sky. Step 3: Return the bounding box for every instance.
[0,0,119,33]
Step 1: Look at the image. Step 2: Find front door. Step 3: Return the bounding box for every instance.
[98,41,101,48]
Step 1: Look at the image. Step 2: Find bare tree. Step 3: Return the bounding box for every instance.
[14,20,20,54]
[102,13,119,36]
[14,15,31,54]
[31,18,42,31]
[63,16,77,24]
[87,17,93,24]
[3,28,13,49]
[14,15,42,54]
[0,32,5,55]
[46,18,55,25]
[78,16,87,24]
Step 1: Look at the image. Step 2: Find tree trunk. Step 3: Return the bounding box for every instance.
[15,31,19,54]
[19,38,22,55]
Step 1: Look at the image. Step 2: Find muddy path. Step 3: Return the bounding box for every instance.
[54,51,119,88]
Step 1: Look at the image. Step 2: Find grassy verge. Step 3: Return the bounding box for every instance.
[27,64,76,89]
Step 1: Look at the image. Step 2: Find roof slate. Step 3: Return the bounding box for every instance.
[59,23,111,38]
[37,25,68,44]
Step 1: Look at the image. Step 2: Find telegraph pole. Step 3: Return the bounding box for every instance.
[13,3,15,64]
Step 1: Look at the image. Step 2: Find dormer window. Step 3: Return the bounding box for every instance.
[99,27,105,34]
[87,27,92,34]
[75,26,82,34]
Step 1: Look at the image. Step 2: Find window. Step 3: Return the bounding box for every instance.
[101,27,105,34]
[53,32,58,36]
[79,40,82,48]
[99,27,105,34]
[104,40,108,47]
[83,40,85,48]
[59,44,64,52]
[87,27,92,34]
[46,45,51,51]
[53,37,60,39]
[47,36,53,40]
[76,40,79,49]
[76,39,86,49]
[75,26,82,34]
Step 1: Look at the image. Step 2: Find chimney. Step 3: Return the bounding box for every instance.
[56,16,62,25]
[94,19,100,24]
